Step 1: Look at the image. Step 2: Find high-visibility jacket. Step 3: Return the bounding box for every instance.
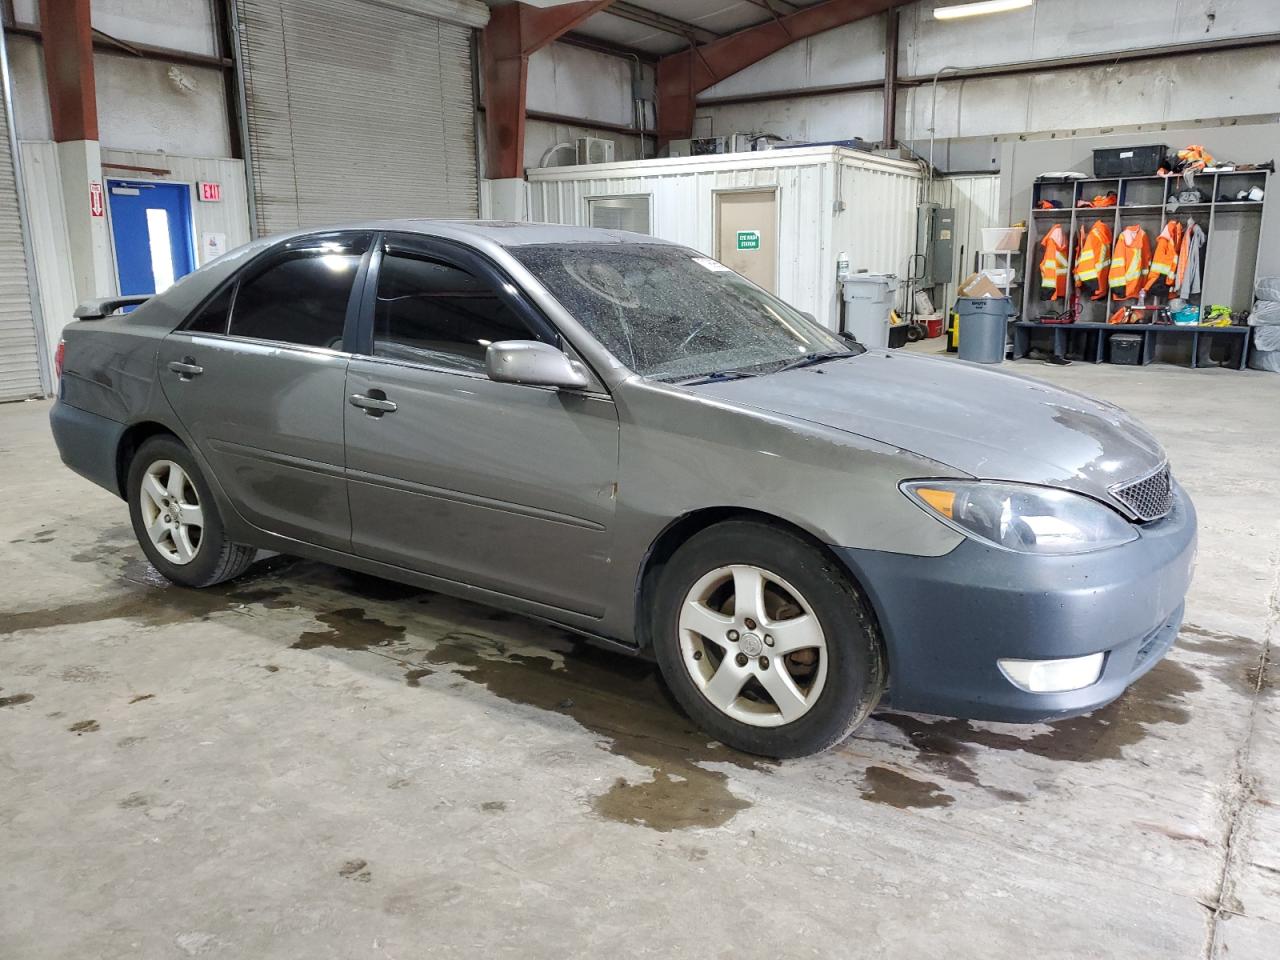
[1108,225,1152,301]
[1073,220,1113,300]
[1144,220,1183,294]
[1039,224,1069,301]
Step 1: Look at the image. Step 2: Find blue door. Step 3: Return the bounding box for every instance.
[107,180,196,296]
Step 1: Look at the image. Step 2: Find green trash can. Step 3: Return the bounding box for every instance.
[956,297,1015,364]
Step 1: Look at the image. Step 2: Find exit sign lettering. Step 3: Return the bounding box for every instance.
[198,181,222,202]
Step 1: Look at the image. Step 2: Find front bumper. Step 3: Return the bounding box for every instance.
[834,484,1197,723]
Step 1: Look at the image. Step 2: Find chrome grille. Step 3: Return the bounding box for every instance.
[1111,465,1174,521]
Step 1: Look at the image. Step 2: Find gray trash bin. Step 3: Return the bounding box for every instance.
[956,296,1015,364]
[841,273,898,348]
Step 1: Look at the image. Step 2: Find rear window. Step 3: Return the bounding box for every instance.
[227,236,369,347]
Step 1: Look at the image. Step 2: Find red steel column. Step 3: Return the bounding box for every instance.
[656,0,910,147]
[481,0,616,180]
[39,0,97,142]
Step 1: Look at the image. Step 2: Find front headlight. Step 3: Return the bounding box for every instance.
[901,480,1138,555]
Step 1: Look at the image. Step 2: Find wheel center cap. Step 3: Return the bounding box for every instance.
[739,632,763,657]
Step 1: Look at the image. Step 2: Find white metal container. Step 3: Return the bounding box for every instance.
[521,146,924,329]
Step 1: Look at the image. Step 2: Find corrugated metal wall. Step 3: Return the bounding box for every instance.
[0,77,42,401]
[929,174,1003,306]
[527,148,922,328]
[234,0,484,236]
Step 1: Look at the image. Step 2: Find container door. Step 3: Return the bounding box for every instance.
[716,189,778,293]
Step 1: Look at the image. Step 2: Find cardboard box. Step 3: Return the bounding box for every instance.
[958,272,1004,298]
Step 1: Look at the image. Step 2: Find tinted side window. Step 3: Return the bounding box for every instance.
[229,248,363,347]
[186,284,233,334]
[372,254,548,372]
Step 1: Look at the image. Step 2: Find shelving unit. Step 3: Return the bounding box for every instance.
[1021,169,1271,368]
[974,249,1020,297]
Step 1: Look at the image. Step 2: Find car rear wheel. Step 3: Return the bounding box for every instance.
[127,435,256,587]
[652,520,885,758]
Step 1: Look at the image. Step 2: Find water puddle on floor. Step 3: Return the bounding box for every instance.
[3,525,1252,829]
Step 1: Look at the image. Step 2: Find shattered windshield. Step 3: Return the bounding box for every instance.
[512,243,860,382]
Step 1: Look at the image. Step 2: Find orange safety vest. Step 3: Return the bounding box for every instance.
[1108,225,1152,301]
[1039,224,1069,301]
[1073,220,1113,300]
[1144,220,1183,294]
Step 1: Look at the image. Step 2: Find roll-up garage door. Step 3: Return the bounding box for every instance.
[0,72,42,401]
[234,0,487,236]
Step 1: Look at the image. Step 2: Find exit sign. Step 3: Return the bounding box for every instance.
[736,229,760,250]
[198,181,222,202]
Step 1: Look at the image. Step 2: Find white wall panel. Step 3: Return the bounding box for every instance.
[701,14,886,100]
[92,0,220,57]
[6,37,51,142]
[18,141,76,376]
[528,44,634,127]
[95,56,231,157]
[928,173,1002,303]
[700,90,883,144]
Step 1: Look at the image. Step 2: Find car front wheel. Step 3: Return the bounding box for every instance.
[127,435,256,587]
[653,520,885,758]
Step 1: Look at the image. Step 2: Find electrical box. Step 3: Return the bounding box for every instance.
[917,203,955,286]
[575,137,615,165]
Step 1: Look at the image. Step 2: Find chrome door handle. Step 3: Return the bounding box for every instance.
[349,393,397,415]
[167,359,203,378]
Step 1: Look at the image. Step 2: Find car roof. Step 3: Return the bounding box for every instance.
[326,219,679,248]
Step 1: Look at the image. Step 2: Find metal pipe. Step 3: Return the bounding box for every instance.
[225,0,258,237]
[881,9,898,148]
[0,17,53,393]
[927,64,960,178]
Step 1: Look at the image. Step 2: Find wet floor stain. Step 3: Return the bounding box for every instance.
[0,694,34,708]
[594,770,752,831]
[404,667,433,687]
[418,633,769,832]
[1176,624,1271,697]
[873,656,1203,772]
[860,766,955,809]
[68,720,99,734]
[338,859,372,882]
[479,800,507,813]
[291,607,405,651]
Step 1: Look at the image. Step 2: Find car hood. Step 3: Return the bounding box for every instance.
[690,350,1166,499]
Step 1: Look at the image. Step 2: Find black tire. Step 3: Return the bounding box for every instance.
[652,520,885,758]
[126,435,256,588]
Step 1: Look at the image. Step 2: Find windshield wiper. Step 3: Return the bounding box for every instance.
[775,350,851,373]
[668,369,761,385]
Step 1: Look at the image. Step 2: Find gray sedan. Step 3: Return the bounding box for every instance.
[50,222,1196,757]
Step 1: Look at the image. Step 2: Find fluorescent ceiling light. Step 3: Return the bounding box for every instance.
[934,0,1033,19]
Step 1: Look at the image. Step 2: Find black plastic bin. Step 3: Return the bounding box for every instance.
[1109,333,1143,365]
[1093,145,1167,177]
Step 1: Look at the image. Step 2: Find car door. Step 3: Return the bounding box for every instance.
[157,232,371,551]
[344,235,620,616]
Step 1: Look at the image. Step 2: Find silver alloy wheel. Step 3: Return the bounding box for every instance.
[139,459,203,565]
[678,564,828,727]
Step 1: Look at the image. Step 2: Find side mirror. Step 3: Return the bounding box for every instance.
[485,340,590,390]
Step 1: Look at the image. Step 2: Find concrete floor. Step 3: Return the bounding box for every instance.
[2,352,1278,959]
